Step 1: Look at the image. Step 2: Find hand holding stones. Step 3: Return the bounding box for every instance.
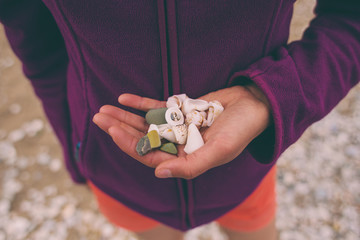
[93,85,271,179]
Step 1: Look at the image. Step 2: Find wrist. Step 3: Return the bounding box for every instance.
[244,83,271,112]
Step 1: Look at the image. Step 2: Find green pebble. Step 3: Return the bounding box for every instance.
[136,135,152,156]
[147,130,161,149]
[145,108,168,125]
[160,142,178,155]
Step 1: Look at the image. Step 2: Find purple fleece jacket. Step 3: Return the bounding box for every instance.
[1,0,359,231]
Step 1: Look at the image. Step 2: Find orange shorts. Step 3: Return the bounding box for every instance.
[88,166,276,233]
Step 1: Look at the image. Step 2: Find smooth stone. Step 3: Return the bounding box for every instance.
[145,108,168,125]
[160,142,178,155]
[147,130,161,149]
[136,135,151,156]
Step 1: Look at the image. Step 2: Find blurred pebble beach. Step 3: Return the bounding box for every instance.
[0,0,359,239]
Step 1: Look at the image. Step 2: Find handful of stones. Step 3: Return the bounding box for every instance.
[136,94,224,156]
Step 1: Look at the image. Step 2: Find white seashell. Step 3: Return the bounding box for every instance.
[166,94,188,109]
[184,123,205,154]
[165,107,185,126]
[172,124,187,144]
[157,124,170,132]
[210,100,224,116]
[166,96,181,109]
[205,107,214,127]
[205,100,224,127]
[185,110,205,128]
[181,98,209,115]
[176,94,188,103]
[158,124,177,142]
[200,112,208,127]
[200,111,207,119]
[147,124,159,134]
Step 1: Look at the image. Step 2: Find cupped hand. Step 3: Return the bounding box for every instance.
[93,85,271,179]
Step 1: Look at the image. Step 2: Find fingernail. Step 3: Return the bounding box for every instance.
[157,169,172,178]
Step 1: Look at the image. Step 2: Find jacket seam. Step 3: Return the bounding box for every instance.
[261,0,284,56]
[157,0,170,99]
[166,0,181,95]
[164,0,191,229]
[53,0,91,177]
[158,0,188,229]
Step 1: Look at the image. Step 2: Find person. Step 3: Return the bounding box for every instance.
[0,0,359,239]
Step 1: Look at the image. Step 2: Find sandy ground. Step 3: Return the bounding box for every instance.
[0,0,359,239]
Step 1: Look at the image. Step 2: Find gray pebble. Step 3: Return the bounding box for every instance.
[145,108,168,125]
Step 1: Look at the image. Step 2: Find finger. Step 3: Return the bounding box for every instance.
[93,112,116,134]
[108,125,173,168]
[99,105,148,132]
[155,138,237,179]
[118,94,166,112]
[93,112,143,138]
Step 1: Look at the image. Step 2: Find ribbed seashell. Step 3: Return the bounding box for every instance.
[200,111,208,127]
[158,124,177,143]
[184,123,205,154]
[165,107,184,126]
[210,100,224,116]
[205,100,224,127]
[172,124,187,144]
[185,110,205,128]
[181,98,209,115]
[205,108,214,127]
[166,94,188,109]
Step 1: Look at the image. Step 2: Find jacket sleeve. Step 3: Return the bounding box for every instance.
[228,0,360,164]
[0,0,85,182]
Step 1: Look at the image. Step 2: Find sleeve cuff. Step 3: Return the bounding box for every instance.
[226,48,292,164]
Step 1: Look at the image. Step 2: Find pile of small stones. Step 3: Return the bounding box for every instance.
[136,94,224,156]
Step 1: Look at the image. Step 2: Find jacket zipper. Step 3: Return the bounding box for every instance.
[157,0,192,230]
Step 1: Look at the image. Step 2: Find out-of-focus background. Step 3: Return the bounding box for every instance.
[0,0,359,239]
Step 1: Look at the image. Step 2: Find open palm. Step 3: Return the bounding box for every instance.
[93,85,271,179]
